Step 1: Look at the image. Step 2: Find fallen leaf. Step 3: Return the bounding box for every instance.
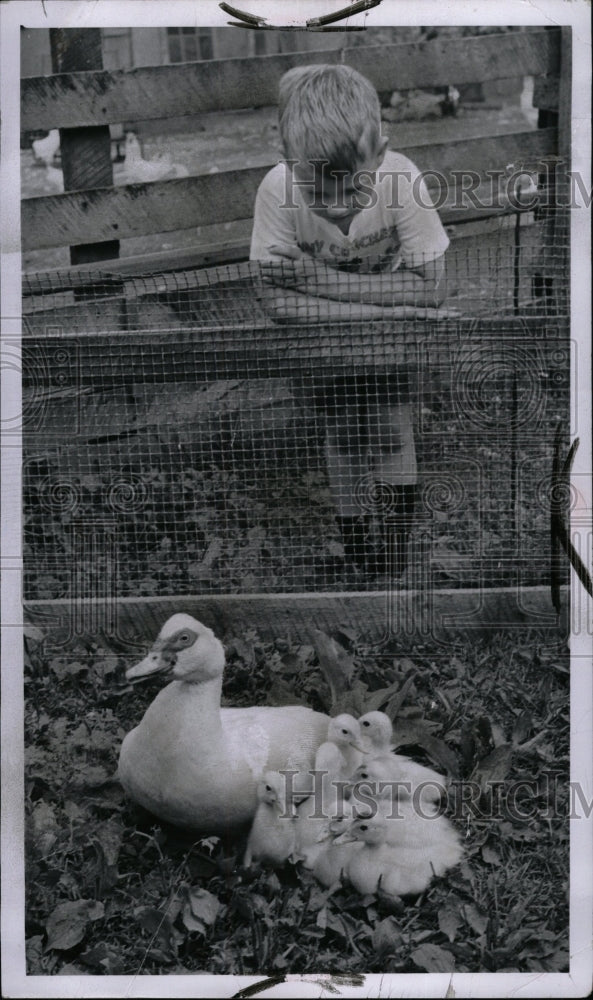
[94,820,124,867]
[372,916,404,953]
[184,886,222,933]
[24,626,45,645]
[471,744,513,791]
[45,899,104,951]
[481,844,502,865]
[31,800,59,858]
[363,679,406,714]
[48,657,86,680]
[310,629,355,708]
[462,902,488,936]
[438,904,463,943]
[411,942,455,972]
[512,709,533,746]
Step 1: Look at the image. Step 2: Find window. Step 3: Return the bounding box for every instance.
[167,27,213,63]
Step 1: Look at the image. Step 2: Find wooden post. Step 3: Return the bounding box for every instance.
[532,26,570,309]
[49,28,120,265]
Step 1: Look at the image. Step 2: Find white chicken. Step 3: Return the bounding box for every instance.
[32,129,60,167]
[119,132,189,184]
[44,165,64,194]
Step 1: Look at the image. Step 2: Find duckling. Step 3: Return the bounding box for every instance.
[348,780,463,870]
[243,771,297,868]
[352,755,446,813]
[338,813,439,897]
[317,714,364,783]
[118,614,330,831]
[312,807,361,888]
[357,711,447,804]
[295,715,363,867]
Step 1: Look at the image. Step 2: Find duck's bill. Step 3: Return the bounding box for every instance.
[331,830,356,845]
[126,650,174,682]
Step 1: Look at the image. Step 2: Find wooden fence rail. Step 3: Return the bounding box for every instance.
[21,129,557,252]
[21,28,560,131]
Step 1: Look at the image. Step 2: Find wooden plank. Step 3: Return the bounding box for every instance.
[22,208,537,295]
[22,586,568,647]
[557,27,572,171]
[21,318,567,387]
[21,28,560,131]
[533,75,559,111]
[21,129,557,251]
[49,28,119,266]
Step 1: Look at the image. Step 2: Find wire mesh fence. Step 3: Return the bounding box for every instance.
[22,168,571,603]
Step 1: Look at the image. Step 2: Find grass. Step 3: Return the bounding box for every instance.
[24,623,569,976]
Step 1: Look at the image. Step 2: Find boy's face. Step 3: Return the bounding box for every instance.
[293,131,388,226]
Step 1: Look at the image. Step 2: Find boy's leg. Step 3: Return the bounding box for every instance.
[324,427,371,568]
[367,400,418,577]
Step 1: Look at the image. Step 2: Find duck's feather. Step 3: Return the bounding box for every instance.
[118,692,328,831]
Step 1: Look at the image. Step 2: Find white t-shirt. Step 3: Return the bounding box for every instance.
[250,150,449,273]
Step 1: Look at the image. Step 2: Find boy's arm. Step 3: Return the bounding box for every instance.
[256,282,445,323]
[260,248,448,310]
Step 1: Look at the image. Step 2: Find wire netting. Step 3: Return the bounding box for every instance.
[22,166,571,602]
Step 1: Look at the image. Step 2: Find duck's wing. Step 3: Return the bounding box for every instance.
[221,706,329,776]
[222,716,271,781]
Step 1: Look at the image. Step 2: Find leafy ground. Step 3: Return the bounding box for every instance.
[24,625,569,976]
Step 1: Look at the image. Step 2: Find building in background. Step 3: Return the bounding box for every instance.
[20,25,349,77]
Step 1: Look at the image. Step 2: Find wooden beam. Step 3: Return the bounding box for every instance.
[22,208,538,294]
[21,316,568,385]
[533,75,559,112]
[49,28,119,266]
[22,28,560,132]
[21,128,558,251]
[23,586,568,648]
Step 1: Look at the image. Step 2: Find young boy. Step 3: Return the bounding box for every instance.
[250,64,450,577]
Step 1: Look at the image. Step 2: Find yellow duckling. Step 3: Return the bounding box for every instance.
[348,774,463,867]
[312,807,362,889]
[357,711,447,804]
[295,714,363,867]
[118,614,330,831]
[243,771,297,868]
[337,813,438,897]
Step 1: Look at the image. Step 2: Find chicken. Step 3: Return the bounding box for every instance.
[32,129,60,167]
[118,132,189,184]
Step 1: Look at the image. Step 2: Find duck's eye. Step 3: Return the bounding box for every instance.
[362,720,370,727]
[341,729,348,735]
[179,633,191,643]
[360,824,368,832]
[359,771,368,779]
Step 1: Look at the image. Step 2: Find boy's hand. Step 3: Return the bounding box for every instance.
[260,244,324,289]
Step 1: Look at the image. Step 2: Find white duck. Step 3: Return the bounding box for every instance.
[117,614,330,831]
[357,711,447,804]
[119,132,189,184]
[295,714,363,867]
[32,129,60,167]
[337,810,462,898]
[243,771,297,868]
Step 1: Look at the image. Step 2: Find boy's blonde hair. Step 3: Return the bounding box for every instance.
[279,64,382,174]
